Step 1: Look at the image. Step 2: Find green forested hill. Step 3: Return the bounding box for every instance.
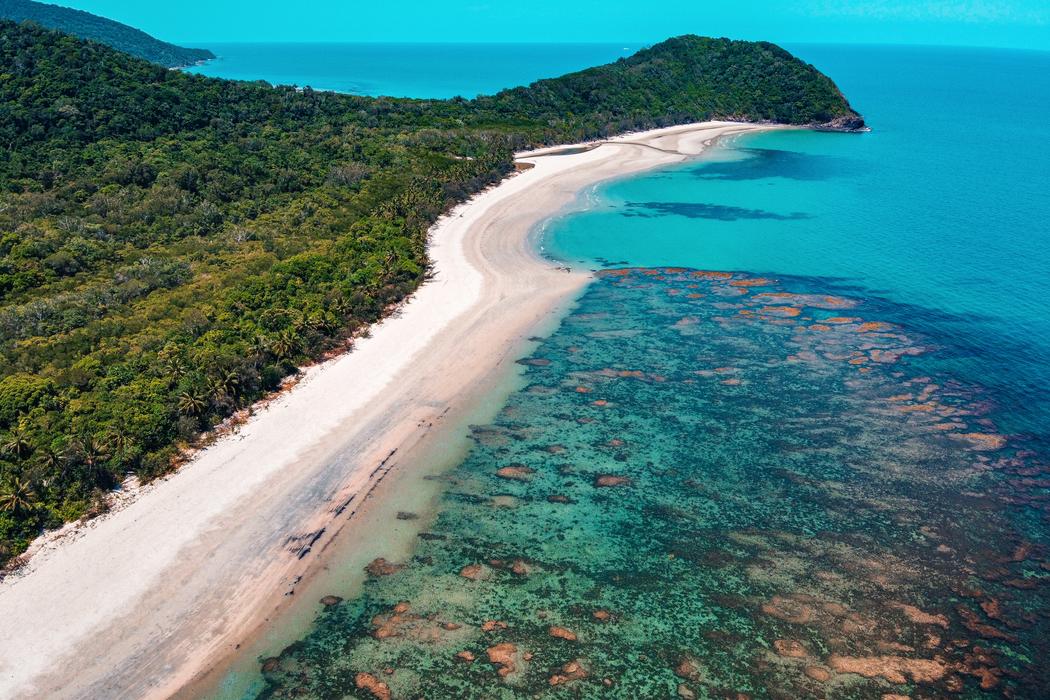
[0,20,862,564]
[0,0,213,67]
[480,35,865,133]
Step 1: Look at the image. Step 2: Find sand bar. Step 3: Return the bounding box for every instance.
[0,121,773,698]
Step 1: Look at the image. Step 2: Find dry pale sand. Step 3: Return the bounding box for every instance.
[0,121,773,699]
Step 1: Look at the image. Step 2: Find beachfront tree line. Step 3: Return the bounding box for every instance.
[0,20,861,564]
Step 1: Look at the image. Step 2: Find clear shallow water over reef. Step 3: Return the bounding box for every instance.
[259,270,1049,697]
[250,45,1050,698]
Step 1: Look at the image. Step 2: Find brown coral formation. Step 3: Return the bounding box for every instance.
[674,656,704,681]
[953,432,1007,450]
[354,672,391,700]
[827,654,947,684]
[549,625,578,641]
[459,563,489,581]
[496,464,535,480]
[594,474,631,487]
[549,659,588,685]
[761,595,814,624]
[892,602,949,628]
[856,321,893,333]
[486,642,527,678]
[369,601,457,644]
[956,646,1003,690]
[773,639,807,658]
[365,558,402,577]
[957,605,1017,641]
[759,305,802,318]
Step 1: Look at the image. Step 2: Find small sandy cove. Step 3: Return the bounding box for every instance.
[0,121,771,698]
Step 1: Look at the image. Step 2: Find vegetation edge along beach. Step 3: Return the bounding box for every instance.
[0,19,862,568]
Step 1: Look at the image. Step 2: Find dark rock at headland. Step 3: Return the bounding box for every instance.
[815,115,870,132]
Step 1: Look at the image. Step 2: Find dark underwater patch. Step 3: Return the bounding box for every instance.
[693,147,857,182]
[623,201,811,221]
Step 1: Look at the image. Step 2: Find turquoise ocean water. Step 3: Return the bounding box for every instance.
[198,45,1050,697]
[186,43,640,97]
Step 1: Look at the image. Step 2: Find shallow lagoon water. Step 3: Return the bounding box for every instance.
[247,45,1050,698]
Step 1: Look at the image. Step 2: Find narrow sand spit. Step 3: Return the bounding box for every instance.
[0,121,773,698]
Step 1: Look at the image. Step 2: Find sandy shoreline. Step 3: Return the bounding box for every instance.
[0,120,774,699]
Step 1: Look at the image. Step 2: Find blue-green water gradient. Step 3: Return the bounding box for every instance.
[545,44,1050,435]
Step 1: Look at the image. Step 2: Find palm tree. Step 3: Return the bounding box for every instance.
[328,296,351,318]
[34,445,67,488]
[71,437,111,487]
[164,354,187,385]
[35,445,64,472]
[309,311,337,335]
[0,478,38,514]
[248,334,271,366]
[2,420,34,462]
[270,330,301,364]
[211,368,242,401]
[105,428,136,460]
[158,344,188,385]
[177,389,209,417]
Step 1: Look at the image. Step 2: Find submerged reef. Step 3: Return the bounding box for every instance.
[258,269,1049,699]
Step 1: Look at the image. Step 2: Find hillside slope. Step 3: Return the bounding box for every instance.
[0,20,863,564]
[0,0,213,66]
[484,35,865,138]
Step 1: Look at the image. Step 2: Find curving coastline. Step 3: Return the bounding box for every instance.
[0,121,776,699]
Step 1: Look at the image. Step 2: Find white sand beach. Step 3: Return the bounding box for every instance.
[0,121,774,699]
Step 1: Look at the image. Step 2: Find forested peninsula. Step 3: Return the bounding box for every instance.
[0,20,863,564]
[0,0,214,67]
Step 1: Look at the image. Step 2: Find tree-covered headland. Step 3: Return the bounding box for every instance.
[0,20,863,564]
[0,0,214,67]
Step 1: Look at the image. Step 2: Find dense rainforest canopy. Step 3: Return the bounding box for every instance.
[0,19,862,564]
[0,0,214,67]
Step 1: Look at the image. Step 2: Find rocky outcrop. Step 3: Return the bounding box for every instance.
[815,115,869,132]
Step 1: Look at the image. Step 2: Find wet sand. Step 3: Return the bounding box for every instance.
[0,121,775,699]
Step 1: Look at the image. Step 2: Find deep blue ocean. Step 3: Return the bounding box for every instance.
[196,44,1050,698]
